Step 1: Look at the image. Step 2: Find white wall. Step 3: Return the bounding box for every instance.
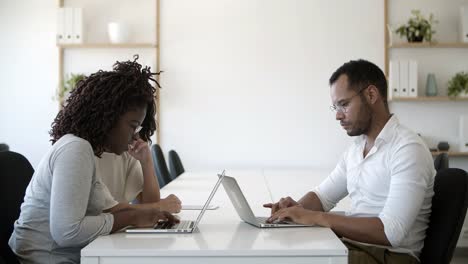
[0,0,58,167]
[0,0,466,174]
[0,0,155,167]
[159,0,384,170]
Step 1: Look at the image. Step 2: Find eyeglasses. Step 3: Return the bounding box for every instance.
[134,125,143,135]
[330,87,367,113]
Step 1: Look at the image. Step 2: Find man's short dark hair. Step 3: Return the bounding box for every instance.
[329,59,388,106]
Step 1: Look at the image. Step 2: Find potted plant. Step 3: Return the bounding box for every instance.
[448,72,468,97]
[55,73,86,104]
[395,10,437,43]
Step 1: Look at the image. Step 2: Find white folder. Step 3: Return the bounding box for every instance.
[64,7,74,44]
[408,60,418,97]
[399,60,409,97]
[460,6,468,43]
[56,8,65,44]
[72,8,83,44]
[460,115,468,152]
[389,60,400,98]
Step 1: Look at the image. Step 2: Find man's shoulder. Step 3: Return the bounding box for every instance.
[392,123,425,146]
[387,124,433,163]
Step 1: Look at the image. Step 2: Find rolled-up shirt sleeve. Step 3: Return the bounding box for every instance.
[50,141,114,247]
[314,152,349,212]
[378,142,434,247]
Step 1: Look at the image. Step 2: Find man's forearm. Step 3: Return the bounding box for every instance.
[319,213,391,246]
[298,191,325,211]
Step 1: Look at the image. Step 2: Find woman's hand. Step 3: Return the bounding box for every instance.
[134,208,179,228]
[128,138,151,164]
[158,194,182,213]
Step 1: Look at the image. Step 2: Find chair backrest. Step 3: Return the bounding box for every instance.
[0,151,34,264]
[0,143,9,152]
[168,150,185,180]
[420,168,468,264]
[433,152,449,172]
[150,144,172,188]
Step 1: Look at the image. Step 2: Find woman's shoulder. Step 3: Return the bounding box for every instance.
[53,134,93,154]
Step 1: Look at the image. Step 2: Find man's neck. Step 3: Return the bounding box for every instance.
[364,112,392,149]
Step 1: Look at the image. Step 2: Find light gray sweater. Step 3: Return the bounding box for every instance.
[9,134,114,264]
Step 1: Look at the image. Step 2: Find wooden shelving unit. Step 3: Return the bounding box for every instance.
[384,0,468,163]
[57,43,157,49]
[390,42,468,49]
[431,151,468,157]
[57,0,161,143]
[390,96,468,102]
[384,0,468,76]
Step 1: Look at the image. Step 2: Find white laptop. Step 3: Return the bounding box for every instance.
[126,170,225,233]
[220,175,315,228]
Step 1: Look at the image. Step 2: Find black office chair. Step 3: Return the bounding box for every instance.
[433,152,449,172]
[0,143,9,152]
[420,168,468,264]
[150,144,172,188]
[0,151,34,264]
[168,150,185,180]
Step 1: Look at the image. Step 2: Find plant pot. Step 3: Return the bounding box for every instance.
[407,34,423,42]
[460,91,468,98]
[108,22,131,44]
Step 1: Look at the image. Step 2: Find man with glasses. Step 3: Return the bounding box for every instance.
[265,59,435,263]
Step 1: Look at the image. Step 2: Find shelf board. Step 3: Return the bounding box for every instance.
[57,43,157,49]
[390,96,468,102]
[431,151,468,157]
[389,42,468,49]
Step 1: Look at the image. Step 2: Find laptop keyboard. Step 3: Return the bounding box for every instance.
[256,216,270,223]
[154,220,193,230]
[154,221,174,229]
[256,216,291,224]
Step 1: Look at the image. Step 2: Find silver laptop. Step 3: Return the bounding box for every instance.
[220,175,314,228]
[126,170,225,233]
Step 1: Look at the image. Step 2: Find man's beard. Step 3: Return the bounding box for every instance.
[347,98,372,137]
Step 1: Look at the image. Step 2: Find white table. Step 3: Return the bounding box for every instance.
[81,170,348,264]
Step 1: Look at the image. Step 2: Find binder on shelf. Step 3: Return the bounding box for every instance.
[460,6,468,43]
[460,115,468,152]
[408,60,418,97]
[72,8,83,44]
[64,7,74,44]
[389,60,400,98]
[56,8,65,44]
[399,60,409,97]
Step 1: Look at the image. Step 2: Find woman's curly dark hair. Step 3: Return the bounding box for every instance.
[50,55,160,156]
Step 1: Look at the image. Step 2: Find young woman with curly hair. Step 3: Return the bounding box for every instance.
[9,56,178,264]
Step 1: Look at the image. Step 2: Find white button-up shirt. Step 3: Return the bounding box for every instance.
[314,115,435,258]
